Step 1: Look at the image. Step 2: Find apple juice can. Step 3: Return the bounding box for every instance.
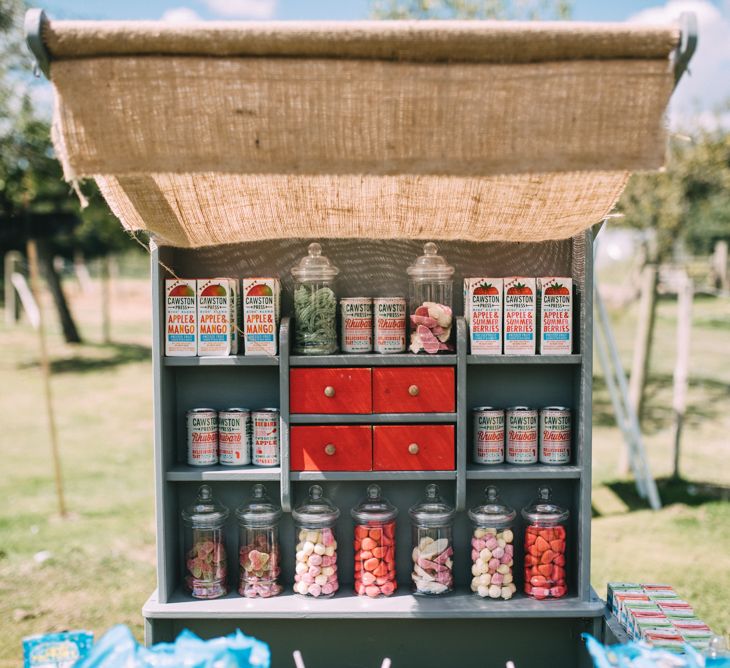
[374,297,406,353]
[505,406,538,464]
[252,409,279,467]
[218,408,251,466]
[340,297,373,353]
[187,408,218,466]
[473,407,505,464]
[539,406,571,464]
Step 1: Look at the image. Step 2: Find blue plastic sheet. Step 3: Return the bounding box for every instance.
[77,625,270,668]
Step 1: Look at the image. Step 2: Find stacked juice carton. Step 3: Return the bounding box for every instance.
[464,277,573,355]
[608,582,714,652]
[165,278,281,357]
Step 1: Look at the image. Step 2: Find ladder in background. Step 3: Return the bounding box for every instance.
[593,232,662,511]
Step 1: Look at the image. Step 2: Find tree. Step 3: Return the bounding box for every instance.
[371,0,571,20]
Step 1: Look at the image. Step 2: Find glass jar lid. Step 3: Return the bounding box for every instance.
[468,485,516,527]
[351,484,398,524]
[408,483,455,527]
[181,484,230,529]
[292,484,340,527]
[406,242,454,281]
[521,485,569,525]
[291,242,340,282]
[235,484,282,527]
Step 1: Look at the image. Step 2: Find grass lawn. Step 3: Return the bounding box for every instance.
[0,270,728,665]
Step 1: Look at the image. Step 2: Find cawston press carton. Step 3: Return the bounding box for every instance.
[538,277,573,355]
[464,278,503,354]
[504,277,536,355]
[165,279,197,356]
[243,278,281,356]
[197,279,235,356]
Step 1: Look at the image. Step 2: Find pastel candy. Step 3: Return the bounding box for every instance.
[471,526,514,600]
[295,528,339,598]
[412,533,453,595]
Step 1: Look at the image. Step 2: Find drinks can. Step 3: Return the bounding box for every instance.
[218,408,251,466]
[505,406,538,464]
[186,408,218,466]
[473,407,505,464]
[539,406,571,464]
[373,297,406,353]
[252,409,280,467]
[340,297,373,353]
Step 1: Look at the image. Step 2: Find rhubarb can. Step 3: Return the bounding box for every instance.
[252,409,280,467]
[340,297,373,353]
[505,406,538,465]
[539,407,571,465]
[473,407,505,464]
[218,408,251,466]
[373,297,406,354]
[187,408,218,466]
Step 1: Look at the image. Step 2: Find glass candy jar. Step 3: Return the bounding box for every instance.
[236,484,282,598]
[407,242,455,354]
[292,485,340,598]
[409,483,455,595]
[181,484,229,599]
[468,485,516,600]
[522,486,569,600]
[351,484,398,597]
[291,242,339,355]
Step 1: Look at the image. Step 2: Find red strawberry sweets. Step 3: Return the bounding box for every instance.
[464,278,503,355]
[538,277,572,355]
[522,486,568,600]
[504,277,536,355]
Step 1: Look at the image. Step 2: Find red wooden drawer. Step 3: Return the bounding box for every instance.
[290,368,372,414]
[291,426,372,471]
[373,425,455,471]
[372,367,455,413]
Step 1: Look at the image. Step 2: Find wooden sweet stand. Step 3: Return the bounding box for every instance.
[26,14,695,667]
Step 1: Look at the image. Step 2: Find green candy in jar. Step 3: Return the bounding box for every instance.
[291,243,339,355]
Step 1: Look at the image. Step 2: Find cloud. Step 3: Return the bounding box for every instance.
[628,0,730,130]
[203,0,277,19]
[161,7,203,22]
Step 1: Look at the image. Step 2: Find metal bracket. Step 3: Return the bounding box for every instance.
[673,11,698,87]
[25,8,51,80]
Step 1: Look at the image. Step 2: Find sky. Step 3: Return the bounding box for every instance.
[28,0,730,128]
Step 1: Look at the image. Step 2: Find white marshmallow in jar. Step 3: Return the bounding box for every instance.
[468,485,517,600]
[292,485,340,598]
[409,484,455,595]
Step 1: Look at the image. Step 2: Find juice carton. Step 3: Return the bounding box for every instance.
[464,278,503,354]
[631,614,672,641]
[229,278,241,355]
[538,277,573,354]
[643,630,685,653]
[613,591,651,622]
[658,600,695,620]
[243,278,281,356]
[621,600,662,631]
[197,279,235,356]
[607,582,642,613]
[504,277,536,355]
[165,279,197,356]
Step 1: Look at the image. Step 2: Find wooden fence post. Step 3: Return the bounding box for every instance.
[672,273,693,480]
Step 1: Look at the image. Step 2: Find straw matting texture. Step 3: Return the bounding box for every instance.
[45,20,679,248]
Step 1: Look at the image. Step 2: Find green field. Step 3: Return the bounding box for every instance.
[0,271,728,666]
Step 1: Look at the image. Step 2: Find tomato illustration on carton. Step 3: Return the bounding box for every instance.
[464,278,503,355]
[504,277,536,355]
[165,279,197,356]
[538,277,572,355]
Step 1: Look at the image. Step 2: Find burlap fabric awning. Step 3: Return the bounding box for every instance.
[41,20,680,247]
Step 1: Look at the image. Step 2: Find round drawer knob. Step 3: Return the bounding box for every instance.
[408,384,420,397]
[408,443,420,455]
[324,386,336,398]
[324,444,336,456]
